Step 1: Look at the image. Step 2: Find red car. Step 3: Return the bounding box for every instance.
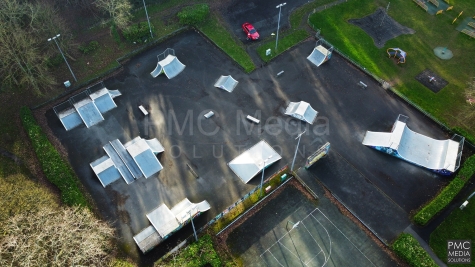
[242,22,259,40]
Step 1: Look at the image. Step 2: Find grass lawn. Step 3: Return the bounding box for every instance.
[256,29,310,62]
[308,0,475,139]
[430,199,475,266]
[198,14,255,73]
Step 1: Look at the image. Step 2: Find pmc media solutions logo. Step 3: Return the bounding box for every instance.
[448,240,471,264]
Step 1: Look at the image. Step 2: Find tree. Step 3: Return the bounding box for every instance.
[94,0,132,30]
[0,0,73,94]
[0,206,115,266]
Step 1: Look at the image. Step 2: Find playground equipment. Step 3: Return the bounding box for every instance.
[452,11,463,24]
[386,48,406,64]
[284,101,318,124]
[134,198,211,253]
[150,48,186,79]
[362,114,464,175]
[214,75,239,92]
[307,39,333,67]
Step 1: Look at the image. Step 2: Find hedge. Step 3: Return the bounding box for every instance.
[414,155,475,225]
[20,106,88,207]
[392,233,438,267]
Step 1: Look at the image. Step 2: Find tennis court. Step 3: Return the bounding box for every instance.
[225,181,397,267]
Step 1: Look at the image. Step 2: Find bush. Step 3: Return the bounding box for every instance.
[46,54,64,68]
[123,22,153,43]
[392,233,437,267]
[414,155,475,225]
[156,235,221,267]
[20,106,88,207]
[177,4,209,26]
[78,41,99,54]
[111,24,121,45]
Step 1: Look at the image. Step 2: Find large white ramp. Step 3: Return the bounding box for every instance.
[362,115,464,175]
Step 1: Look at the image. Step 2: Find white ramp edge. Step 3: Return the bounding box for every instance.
[307,45,331,67]
[214,75,239,92]
[362,117,463,174]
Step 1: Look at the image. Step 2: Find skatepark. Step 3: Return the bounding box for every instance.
[44,30,456,263]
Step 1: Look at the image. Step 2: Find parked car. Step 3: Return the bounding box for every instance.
[242,22,259,40]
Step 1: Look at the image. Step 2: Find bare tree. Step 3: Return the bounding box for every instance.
[0,206,115,266]
[0,0,74,94]
[94,0,132,30]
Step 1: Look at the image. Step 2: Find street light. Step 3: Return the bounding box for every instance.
[291,130,306,171]
[260,155,273,197]
[47,34,77,82]
[142,0,153,39]
[189,209,198,241]
[275,2,287,52]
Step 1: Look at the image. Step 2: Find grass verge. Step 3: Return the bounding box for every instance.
[198,15,255,73]
[256,29,309,62]
[429,195,475,266]
[155,234,221,267]
[20,107,88,207]
[414,155,475,225]
[392,233,438,267]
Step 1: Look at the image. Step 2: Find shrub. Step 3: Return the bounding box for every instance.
[155,235,221,267]
[111,23,121,45]
[392,233,437,267]
[79,41,99,54]
[123,22,153,43]
[20,106,88,207]
[177,4,209,26]
[46,54,64,68]
[414,155,475,225]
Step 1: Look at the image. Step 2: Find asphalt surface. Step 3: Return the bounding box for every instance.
[222,0,312,42]
[227,180,398,267]
[44,30,454,263]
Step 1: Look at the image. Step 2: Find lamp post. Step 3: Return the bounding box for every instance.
[189,210,198,241]
[260,155,273,197]
[48,34,77,82]
[275,3,287,52]
[142,0,153,38]
[291,130,306,171]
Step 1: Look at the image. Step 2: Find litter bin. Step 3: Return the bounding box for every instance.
[281,173,288,182]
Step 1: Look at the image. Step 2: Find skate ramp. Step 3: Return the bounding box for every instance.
[150,54,186,79]
[214,75,239,92]
[228,140,282,183]
[362,116,463,174]
[307,45,331,67]
[285,101,318,124]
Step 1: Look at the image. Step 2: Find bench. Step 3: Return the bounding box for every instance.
[413,0,428,11]
[468,22,475,29]
[246,115,260,124]
[139,105,149,116]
